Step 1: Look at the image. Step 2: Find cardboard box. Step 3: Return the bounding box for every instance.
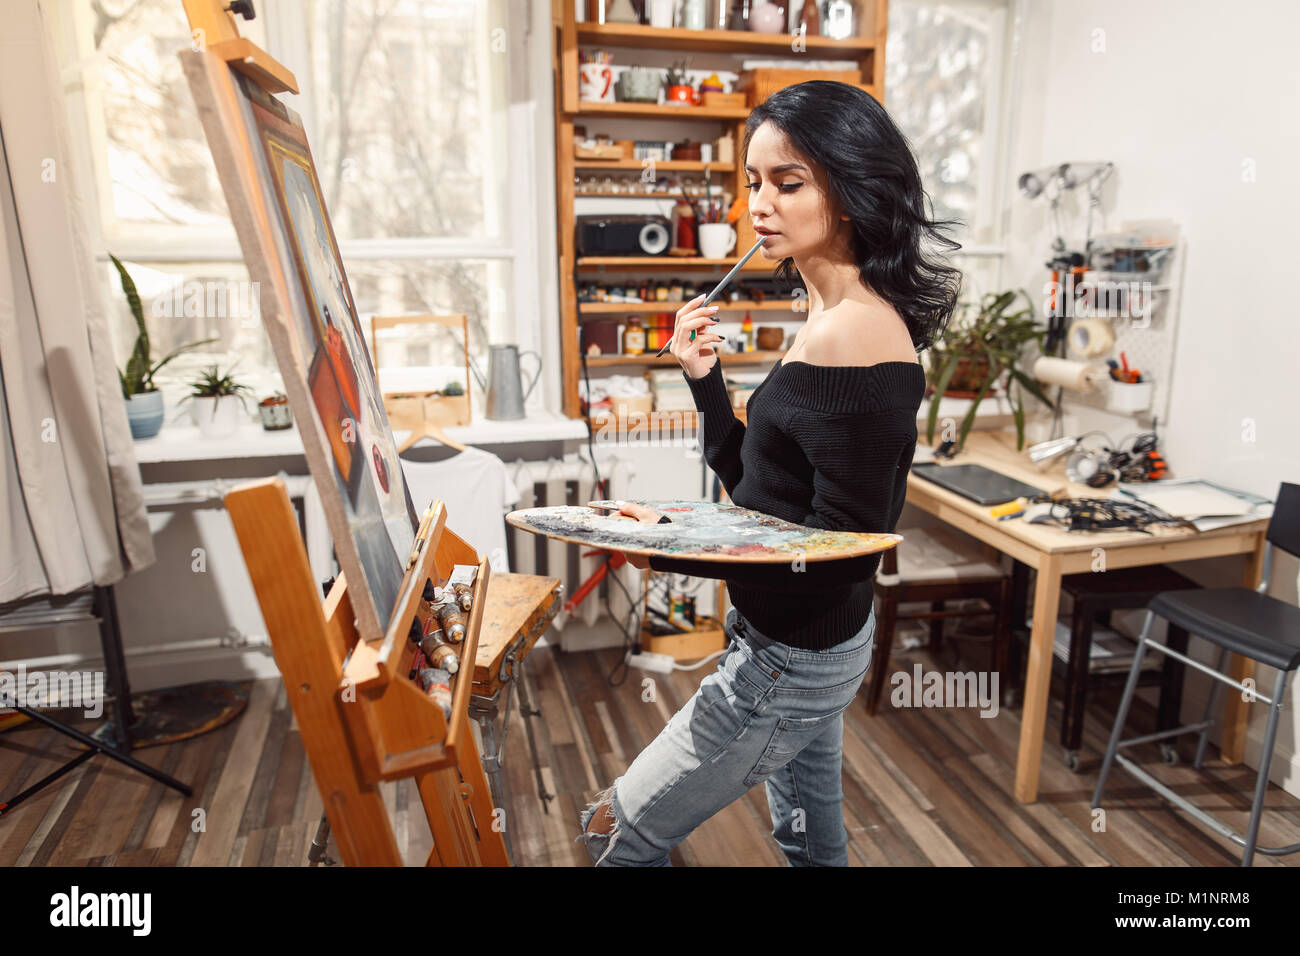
[735,68,862,107]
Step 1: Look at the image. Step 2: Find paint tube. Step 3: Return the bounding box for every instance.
[436,603,466,643]
[452,582,473,611]
[419,628,460,674]
[417,667,453,720]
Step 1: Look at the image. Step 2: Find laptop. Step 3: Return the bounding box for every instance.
[910,462,1045,506]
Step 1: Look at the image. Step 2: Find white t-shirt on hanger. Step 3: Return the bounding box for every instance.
[399,447,520,573]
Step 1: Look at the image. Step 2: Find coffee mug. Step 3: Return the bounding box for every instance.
[579,62,614,102]
[698,223,737,259]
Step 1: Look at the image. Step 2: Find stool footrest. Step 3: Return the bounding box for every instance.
[1111,754,1300,856]
[1117,720,1214,750]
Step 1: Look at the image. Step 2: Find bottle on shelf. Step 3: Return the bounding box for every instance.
[741,310,755,352]
[797,0,819,34]
[623,316,646,355]
[673,199,698,253]
[820,0,856,38]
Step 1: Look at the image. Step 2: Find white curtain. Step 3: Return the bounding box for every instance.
[0,0,154,603]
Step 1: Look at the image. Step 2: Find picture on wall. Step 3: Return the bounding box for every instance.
[180,49,418,643]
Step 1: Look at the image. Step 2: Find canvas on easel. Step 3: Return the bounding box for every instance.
[178,22,414,643]
[176,0,509,866]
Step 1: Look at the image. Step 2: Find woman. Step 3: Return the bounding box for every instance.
[576,81,962,866]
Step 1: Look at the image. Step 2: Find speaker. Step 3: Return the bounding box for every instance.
[576,215,672,256]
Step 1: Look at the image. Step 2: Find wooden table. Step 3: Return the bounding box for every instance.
[904,429,1270,804]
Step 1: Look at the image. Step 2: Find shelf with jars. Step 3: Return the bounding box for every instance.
[556,0,890,417]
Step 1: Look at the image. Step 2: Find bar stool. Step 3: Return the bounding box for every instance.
[868,525,1013,715]
[1092,481,1300,866]
[1054,565,1200,772]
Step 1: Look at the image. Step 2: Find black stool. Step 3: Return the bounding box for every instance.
[1092,481,1300,866]
[1057,565,1199,772]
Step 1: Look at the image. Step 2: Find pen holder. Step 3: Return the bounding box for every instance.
[1106,378,1153,413]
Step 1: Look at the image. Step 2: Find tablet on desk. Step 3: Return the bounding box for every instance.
[910,462,1045,506]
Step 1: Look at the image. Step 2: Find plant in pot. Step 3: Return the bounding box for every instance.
[112,254,217,439]
[257,391,293,431]
[181,365,254,440]
[924,289,1057,453]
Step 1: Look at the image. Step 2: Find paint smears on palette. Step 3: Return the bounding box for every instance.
[504,499,902,564]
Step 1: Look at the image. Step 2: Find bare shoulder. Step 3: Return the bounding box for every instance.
[798,299,920,367]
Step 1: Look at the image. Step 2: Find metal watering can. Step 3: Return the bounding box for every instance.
[468,344,542,420]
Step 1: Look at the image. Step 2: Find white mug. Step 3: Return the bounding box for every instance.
[579,62,614,102]
[647,0,675,28]
[698,222,737,259]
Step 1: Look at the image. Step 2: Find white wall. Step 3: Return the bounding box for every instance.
[1003,0,1300,795]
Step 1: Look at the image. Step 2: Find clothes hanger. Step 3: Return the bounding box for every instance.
[397,420,468,454]
[388,401,468,454]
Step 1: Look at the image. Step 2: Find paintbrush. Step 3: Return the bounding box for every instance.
[652,234,768,357]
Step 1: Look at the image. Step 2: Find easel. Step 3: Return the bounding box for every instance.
[185,0,508,865]
[226,477,508,866]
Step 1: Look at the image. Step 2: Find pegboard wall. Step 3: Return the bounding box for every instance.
[1062,224,1185,427]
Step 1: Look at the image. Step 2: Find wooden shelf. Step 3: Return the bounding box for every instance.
[579,300,805,313]
[576,101,750,120]
[574,159,734,171]
[575,22,878,56]
[575,190,704,198]
[577,255,770,269]
[555,1,890,419]
[582,350,786,367]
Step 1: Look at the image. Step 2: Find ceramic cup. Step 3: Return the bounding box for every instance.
[698,222,737,259]
[579,62,614,102]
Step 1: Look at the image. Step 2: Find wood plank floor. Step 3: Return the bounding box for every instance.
[2,637,1297,866]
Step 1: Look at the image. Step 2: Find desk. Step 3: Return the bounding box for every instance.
[905,430,1270,804]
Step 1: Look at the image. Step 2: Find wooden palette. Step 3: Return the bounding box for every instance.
[505,499,902,563]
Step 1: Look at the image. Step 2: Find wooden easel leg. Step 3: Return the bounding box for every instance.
[456,720,511,865]
[226,478,403,866]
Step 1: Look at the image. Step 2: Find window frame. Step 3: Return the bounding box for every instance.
[54,0,560,417]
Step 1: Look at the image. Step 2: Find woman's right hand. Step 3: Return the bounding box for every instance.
[669,293,723,380]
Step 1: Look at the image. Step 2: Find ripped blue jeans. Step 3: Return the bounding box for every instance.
[576,605,875,866]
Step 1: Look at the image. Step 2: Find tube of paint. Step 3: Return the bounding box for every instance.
[419,629,460,674]
[436,603,467,643]
[417,667,453,720]
[452,582,473,611]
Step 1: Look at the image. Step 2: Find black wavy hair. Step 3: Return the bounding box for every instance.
[743,81,963,353]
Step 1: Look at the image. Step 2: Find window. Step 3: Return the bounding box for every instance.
[885,0,1016,302]
[54,0,541,418]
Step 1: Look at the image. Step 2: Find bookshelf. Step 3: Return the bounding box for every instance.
[552,1,890,422]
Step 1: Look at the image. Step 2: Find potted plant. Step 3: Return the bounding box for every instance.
[924,289,1057,453]
[182,365,253,439]
[111,254,216,439]
[257,392,293,431]
[665,60,697,105]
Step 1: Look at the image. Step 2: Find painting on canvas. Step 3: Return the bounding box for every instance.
[181,50,417,642]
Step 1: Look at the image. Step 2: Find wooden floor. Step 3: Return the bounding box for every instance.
[3,634,1298,866]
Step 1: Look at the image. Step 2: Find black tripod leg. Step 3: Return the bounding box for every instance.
[0,748,96,816]
[11,705,192,796]
[95,585,136,750]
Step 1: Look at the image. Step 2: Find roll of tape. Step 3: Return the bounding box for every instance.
[1069,318,1114,357]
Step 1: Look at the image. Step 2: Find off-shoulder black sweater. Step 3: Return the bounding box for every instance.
[648,357,926,649]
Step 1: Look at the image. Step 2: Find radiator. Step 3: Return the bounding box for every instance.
[504,452,638,640]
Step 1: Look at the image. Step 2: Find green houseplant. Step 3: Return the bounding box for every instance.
[111,254,216,439]
[180,365,254,440]
[924,289,1057,453]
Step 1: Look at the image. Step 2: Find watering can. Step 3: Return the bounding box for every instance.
[468,344,542,420]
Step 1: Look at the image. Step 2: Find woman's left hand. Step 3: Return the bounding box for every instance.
[612,500,664,570]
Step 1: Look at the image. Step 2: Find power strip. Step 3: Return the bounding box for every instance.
[628,651,675,674]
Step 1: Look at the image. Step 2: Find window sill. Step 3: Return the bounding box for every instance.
[131,411,589,464]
